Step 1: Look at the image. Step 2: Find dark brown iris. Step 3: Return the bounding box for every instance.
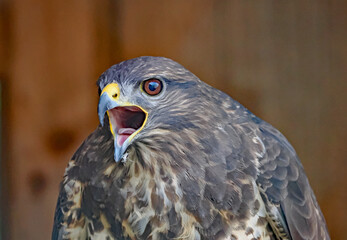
[143,79,162,96]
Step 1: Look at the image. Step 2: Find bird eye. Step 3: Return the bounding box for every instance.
[142,79,163,96]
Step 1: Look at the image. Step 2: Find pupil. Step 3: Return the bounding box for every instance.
[149,82,159,91]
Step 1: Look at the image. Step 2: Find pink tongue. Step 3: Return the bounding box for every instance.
[118,128,136,135]
[117,128,136,146]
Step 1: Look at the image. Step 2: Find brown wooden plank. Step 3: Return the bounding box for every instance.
[8,0,98,239]
[0,0,11,238]
[3,0,346,239]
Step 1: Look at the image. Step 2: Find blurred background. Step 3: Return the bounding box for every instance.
[0,0,346,239]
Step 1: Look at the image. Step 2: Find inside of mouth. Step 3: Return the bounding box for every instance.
[108,106,146,146]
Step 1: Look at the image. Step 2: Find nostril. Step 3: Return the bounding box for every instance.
[112,93,118,98]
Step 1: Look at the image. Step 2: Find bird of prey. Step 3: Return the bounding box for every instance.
[52,56,330,240]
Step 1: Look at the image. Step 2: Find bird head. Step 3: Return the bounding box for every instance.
[97,56,205,163]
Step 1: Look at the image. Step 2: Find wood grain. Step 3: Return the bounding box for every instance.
[1,0,345,239]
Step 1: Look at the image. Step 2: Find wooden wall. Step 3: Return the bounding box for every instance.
[1,0,346,239]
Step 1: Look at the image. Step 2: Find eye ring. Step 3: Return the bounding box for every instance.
[142,79,163,96]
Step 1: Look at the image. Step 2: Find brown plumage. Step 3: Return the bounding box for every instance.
[52,56,330,240]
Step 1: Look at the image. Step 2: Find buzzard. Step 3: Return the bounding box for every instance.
[52,56,330,240]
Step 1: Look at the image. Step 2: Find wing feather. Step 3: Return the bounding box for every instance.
[256,122,330,240]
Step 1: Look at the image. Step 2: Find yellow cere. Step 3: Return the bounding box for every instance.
[101,83,120,100]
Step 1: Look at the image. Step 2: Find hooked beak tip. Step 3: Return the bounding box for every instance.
[113,138,127,163]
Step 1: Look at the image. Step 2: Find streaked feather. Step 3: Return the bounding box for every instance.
[52,57,329,240]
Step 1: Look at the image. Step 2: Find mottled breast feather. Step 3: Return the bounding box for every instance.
[52,56,330,240]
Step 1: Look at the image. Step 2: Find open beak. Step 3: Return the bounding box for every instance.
[98,83,148,162]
